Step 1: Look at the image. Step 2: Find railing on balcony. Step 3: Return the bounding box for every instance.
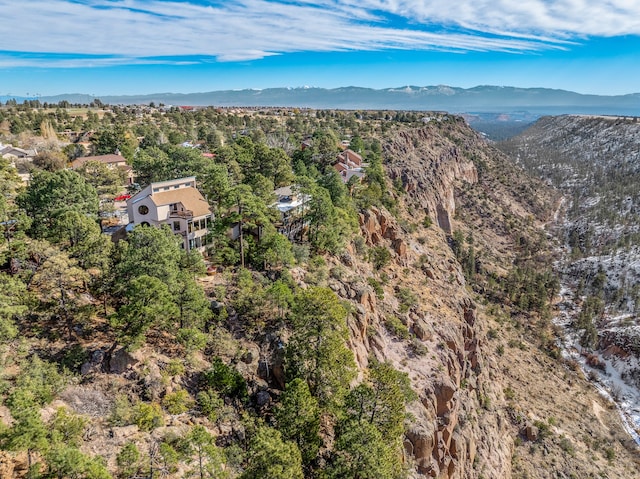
[169,209,193,219]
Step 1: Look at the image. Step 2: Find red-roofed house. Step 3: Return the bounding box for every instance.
[333,149,367,183]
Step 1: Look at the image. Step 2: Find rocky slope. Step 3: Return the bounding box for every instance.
[328,117,639,477]
[2,116,639,479]
[499,115,640,449]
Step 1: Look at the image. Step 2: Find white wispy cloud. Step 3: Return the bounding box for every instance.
[0,0,637,67]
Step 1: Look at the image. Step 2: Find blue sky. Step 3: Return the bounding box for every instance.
[1,0,639,96]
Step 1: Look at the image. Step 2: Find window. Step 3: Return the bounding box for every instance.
[141,221,150,227]
[173,221,180,231]
[138,204,149,215]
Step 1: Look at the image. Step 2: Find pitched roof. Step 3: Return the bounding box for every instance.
[1,146,33,158]
[150,187,211,218]
[71,154,127,169]
[336,149,363,167]
[274,185,295,197]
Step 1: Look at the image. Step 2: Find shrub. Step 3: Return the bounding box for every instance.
[604,447,615,461]
[132,402,164,431]
[352,236,367,256]
[58,344,89,373]
[201,357,247,399]
[408,338,428,356]
[197,389,224,421]
[503,387,515,400]
[396,287,417,313]
[162,390,194,415]
[164,359,185,377]
[369,246,391,269]
[559,436,575,456]
[367,277,384,299]
[117,441,140,478]
[176,328,208,352]
[109,394,134,426]
[384,316,409,340]
[292,243,310,264]
[533,420,551,440]
[330,265,346,280]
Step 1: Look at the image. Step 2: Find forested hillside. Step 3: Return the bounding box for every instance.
[499,115,640,446]
[0,103,638,478]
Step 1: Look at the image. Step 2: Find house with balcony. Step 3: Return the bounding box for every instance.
[333,149,367,183]
[126,177,213,253]
[271,185,311,241]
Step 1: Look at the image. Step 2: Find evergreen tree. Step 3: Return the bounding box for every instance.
[286,287,356,408]
[185,425,227,479]
[0,273,28,343]
[274,378,321,465]
[30,251,90,340]
[343,359,415,439]
[329,419,403,479]
[17,169,99,238]
[113,225,183,294]
[240,426,303,479]
[111,274,178,350]
[1,390,48,478]
[174,271,213,330]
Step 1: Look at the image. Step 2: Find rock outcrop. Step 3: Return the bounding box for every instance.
[323,119,521,478]
[384,120,478,234]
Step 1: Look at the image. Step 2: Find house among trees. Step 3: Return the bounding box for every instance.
[333,149,367,183]
[271,185,311,241]
[70,152,136,185]
[0,143,38,160]
[126,176,213,253]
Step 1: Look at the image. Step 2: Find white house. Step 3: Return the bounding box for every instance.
[271,185,311,241]
[126,177,213,253]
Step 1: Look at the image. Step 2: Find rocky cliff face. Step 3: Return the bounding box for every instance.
[383,121,478,234]
[314,118,508,478]
[328,117,639,478]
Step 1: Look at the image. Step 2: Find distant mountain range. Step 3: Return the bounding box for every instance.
[4,85,640,115]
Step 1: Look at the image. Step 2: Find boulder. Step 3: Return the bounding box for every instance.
[405,424,436,475]
[111,424,139,441]
[109,348,136,374]
[392,238,407,257]
[525,423,539,441]
[433,378,457,416]
[81,349,106,375]
[413,317,432,341]
[256,390,271,407]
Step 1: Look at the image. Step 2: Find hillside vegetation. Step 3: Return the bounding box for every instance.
[499,115,640,450]
[0,104,638,478]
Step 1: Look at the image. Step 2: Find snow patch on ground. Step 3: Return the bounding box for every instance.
[554,284,640,445]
